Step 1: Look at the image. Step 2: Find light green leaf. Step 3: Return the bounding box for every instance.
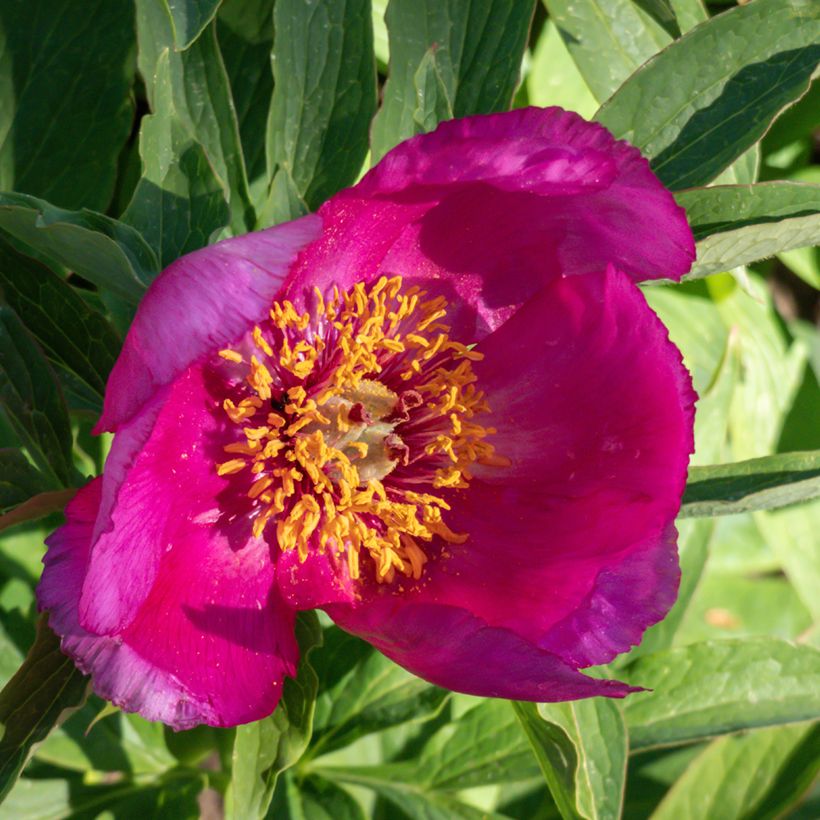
[0,615,88,803]
[264,0,377,225]
[166,0,222,49]
[515,698,627,820]
[526,19,597,119]
[136,0,253,234]
[0,0,135,211]
[652,723,818,820]
[668,0,707,33]
[0,307,74,487]
[712,144,760,185]
[412,48,455,132]
[0,192,158,303]
[0,239,119,406]
[123,50,231,267]
[226,611,322,820]
[542,0,673,103]
[309,630,448,759]
[596,0,820,190]
[680,451,820,518]
[676,182,820,280]
[371,0,535,160]
[623,639,820,751]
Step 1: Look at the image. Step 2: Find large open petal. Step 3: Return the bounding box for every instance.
[39,480,299,729]
[337,267,693,671]
[284,107,694,335]
[327,601,637,701]
[98,214,322,433]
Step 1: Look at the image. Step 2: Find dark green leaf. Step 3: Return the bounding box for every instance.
[123,50,231,267]
[135,0,253,234]
[371,0,535,160]
[0,307,74,486]
[0,0,135,211]
[676,182,820,279]
[596,0,820,190]
[0,240,119,404]
[0,488,75,535]
[680,450,820,518]
[272,773,366,820]
[0,192,158,303]
[0,615,88,803]
[226,611,322,820]
[264,0,377,224]
[309,630,448,759]
[0,449,49,514]
[514,699,627,820]
[543,0,673,102]
[623,639,820,751]
[652,724,819,820]
[166,0,222,48]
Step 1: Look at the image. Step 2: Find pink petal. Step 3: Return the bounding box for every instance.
[39,480,298,729]
[97,214,322,433]
[284,107,694,335]
[327,601,637,701]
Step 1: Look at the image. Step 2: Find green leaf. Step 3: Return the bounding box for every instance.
[165,0,222,48]
[0,192,158,303]
[123,50,231,267]
[596,0,820,190]
[514,699,627,820]
[712,143,760,185]
[0,489,75,535]
[676,182,820,279]
[371,0,535,160]
[217,0,275,191]
[135,0,253,234]
[0,240,119,406]
[412,49,454,134]
[309,630,448,759]
[226,611,322,820]
[681,451,820,517]
[0,307,74,487]
[0,614,88,803]
[272,773,366,820]
[0,450,49,514]
[652,723,819,820]
[542,0,673,103]
[0,0,135,211]
[623,639,820,751]
[264,0,377,224]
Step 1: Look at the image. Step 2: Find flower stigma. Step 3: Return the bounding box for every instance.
[215,275,508,584]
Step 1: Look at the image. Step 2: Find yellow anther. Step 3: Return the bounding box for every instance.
[217,459,246,476]
[219,349,243,363]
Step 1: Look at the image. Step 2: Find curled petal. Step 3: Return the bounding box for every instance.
[39,480,299,729]
[98,214,322,433]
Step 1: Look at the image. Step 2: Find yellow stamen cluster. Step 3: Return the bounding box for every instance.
[215,275,505,584]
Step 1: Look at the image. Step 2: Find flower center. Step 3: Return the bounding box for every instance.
[214,275,506,583]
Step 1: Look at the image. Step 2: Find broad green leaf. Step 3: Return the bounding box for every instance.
[542,0,673,103]
[669,0,707,33]
[371,0,535,160]
[515,699,627,820]
[0,489,75,535]
[0,615,88,803]
[0,0,135,211]
[124,50,231,267]
[412,49,454,134]
[272,773,366,820]
[526,20,597,119]
[0,192,158,303]
[227,611,322,820]
[681,450,820,517]
[264,0,377,224]
[0,307,74,487]
[136,0,253,234]
[652,723,818,820]
[217,0,275,192]
[0,240,119,405]
[372,0,390,69]
[712,144,760,185]
[166,0,222,48]
[676,183,820,280]
[309,630,448,759]
[0,450,49,514]
[623,639,820,751]
[596,0,820,190]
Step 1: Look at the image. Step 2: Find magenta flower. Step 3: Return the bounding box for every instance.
[38,107,696,729]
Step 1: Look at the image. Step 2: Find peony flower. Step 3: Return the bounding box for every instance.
[38,107,696,729]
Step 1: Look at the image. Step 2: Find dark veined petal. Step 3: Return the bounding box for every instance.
[38,479,299,729]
